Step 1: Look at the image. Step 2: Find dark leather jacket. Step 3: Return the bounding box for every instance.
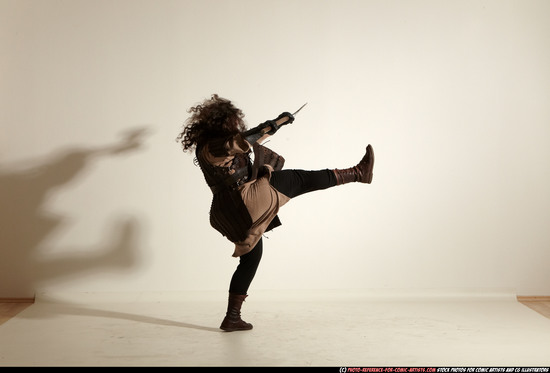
[195,135,284,243]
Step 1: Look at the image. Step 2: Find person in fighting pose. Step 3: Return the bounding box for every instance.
[176,94,374,331]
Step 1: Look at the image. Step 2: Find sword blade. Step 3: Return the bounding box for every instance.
[292,102,308,116]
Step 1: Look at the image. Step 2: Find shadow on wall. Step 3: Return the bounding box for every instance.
[0,127,151,298]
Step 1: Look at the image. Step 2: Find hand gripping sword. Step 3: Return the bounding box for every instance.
[245,103,308,144]
[265,102,308,133]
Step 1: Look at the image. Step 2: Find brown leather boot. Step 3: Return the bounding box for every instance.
[219,293,253,332]
[333,144,375,185]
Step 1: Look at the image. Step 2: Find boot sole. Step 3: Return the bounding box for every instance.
[366,144,374,184]
[220,326,253,332]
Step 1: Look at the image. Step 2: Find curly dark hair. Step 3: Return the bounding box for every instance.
[176,94,246,153]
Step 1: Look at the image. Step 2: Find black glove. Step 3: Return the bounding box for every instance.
[260,119,279,135]
[274,112,295,126]
[243,120,278,144]
[243,112,294,144]
[261,112,294,136]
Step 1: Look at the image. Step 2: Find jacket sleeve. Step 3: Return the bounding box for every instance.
[202,133,251,166]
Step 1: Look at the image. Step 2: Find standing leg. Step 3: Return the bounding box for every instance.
[221,238,263,331]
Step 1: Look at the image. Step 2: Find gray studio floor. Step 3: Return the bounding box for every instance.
[1,289,550,367]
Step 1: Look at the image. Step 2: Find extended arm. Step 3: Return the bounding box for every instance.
[242,112,295,145]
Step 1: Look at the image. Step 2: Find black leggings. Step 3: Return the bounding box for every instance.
[229,169,337,295]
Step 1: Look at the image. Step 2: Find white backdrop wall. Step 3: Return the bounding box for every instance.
[1,0,549,298]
